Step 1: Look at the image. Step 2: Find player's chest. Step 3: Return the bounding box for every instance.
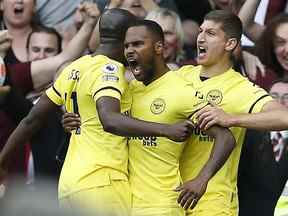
[131,88,186,122]
[193,85,238,112]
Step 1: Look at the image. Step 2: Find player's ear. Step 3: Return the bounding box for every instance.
[154,41,164,55]
[225,38,238,52]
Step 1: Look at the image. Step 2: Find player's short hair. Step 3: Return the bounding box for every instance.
[99,8,136,42]
[204,10,243,42]
[26,25,62,54]
[128,19,165,43]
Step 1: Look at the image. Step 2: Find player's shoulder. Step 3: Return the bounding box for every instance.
[175,65,200,80]
[227,68,259,87]
[88,55,125,74]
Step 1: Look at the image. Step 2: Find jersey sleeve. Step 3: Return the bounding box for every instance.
[45,70,65,106]
[89,61,127,102]
[236,80,273,114]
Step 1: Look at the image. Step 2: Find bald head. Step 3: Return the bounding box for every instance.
[99,8,136,42]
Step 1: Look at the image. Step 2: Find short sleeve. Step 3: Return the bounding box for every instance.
[45,70,65,106]
[237,81,273,114]
[89,62,127,101]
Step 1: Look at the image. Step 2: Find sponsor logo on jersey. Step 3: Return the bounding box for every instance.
[102,63,118,74]
[193,127,214,142]
[128,136,158,147]
[150,98,166,114]
[206,89,223,105]
[102,75,119,82]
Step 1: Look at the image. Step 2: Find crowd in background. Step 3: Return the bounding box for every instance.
[0,0,288,215]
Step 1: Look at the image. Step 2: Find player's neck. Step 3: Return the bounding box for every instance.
[200,58,232,78]
[145,61,169,85]
[93,43,123,60]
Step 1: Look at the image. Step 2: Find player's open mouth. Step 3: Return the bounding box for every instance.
[127,58,143,77]
[198,46,207,58]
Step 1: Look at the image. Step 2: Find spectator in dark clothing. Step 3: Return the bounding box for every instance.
[238,78,288,216]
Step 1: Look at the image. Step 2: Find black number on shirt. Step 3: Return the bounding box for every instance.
[70,92,81,134]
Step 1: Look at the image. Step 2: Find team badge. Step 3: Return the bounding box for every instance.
[206,89,223,105]
[150,98,166,114]
[102,63,118,74]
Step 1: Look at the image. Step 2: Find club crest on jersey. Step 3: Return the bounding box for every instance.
[102,63,118,74]
[150,98,166,114]
[206,89,223,105]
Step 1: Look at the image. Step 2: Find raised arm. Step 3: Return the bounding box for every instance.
[0,94,59,181]
[30,3,100,91]
[237,0,265,42]
[176,126,235,210]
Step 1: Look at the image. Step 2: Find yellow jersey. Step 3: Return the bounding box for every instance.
[46,55,131,198]
[128,70,206,208]
[178,65,273,201]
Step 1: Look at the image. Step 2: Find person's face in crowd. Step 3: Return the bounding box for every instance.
[1,0,35,28]
[197,20,230,66]
[124,26,156,83]
[212,0,231,10]
[153,15,178,63]
[270,82,288,108]
[273,23,288,72]
[182,19,199,48]
[28,32,60,61]
[120,0,146,19]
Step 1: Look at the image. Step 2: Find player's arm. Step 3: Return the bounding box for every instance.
[97,96,194,141]
[223,100,288,130]
[176,125,235,210]
[0,94,59,181]
[30,3,99,91]
[195,100,288,131]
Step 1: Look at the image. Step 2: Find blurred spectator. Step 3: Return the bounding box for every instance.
[24,25,67,190]
[0,0,39,63]
[0,3,99,196]
[255,14,288,88]
[182,19,199,62]
[238,78,288,216]
[35,0,106,29]
[146,8,184,69]
[26,25,62,61]
[151,0,178,13]
[119,0,147,19]
[61,1,100,52]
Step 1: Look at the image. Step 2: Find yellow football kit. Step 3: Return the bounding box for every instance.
[128,70,206,216]
[46,55,131,215]
[178,65,273,216]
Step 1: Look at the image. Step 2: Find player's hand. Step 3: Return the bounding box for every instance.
[165,120,194,142]
[62,112,81,133]
[175,176,208,210]
[0,30,12,58]
[242,50,266,81]
[78,1,100,27]
[194,104,233,130]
